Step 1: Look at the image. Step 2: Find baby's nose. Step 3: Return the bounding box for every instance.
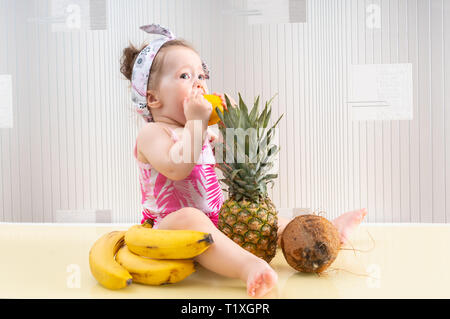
[194,83,205,94]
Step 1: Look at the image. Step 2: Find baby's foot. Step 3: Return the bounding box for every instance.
[332,208,368,244]
[243,260,278,298]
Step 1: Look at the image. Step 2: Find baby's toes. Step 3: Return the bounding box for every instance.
[253,274,263,289]
[356,208,368,222]
[248,282,258,297]
[247,274,262,297]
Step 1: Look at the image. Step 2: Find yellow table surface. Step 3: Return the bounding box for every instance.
[1,222,449,299]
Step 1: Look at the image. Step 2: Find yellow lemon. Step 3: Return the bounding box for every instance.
[204,94,224,126]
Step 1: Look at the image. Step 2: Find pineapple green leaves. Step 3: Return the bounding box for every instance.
[215,93,283,202]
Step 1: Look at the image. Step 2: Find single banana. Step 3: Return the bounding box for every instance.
[116,245,196,285]
[89,231,133,290]
[125,225,214,259]
[204,94,224,126]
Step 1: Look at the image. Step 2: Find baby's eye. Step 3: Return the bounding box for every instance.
[180,73,190,79]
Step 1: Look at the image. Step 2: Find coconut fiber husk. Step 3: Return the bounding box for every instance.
[281,214,341,273]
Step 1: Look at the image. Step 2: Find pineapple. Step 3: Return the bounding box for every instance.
[215,93,283,263]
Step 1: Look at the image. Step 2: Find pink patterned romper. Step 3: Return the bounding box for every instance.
[134,127,224,229]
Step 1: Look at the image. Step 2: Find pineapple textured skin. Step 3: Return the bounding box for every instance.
[218,196,278,263]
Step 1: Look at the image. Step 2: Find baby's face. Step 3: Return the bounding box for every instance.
[156,46,209,125]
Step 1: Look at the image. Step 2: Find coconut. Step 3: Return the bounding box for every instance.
[281,214,341,273]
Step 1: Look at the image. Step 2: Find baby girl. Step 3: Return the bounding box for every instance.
[120,24,367,298]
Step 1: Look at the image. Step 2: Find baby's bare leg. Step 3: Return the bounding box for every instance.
[156,207,278,297]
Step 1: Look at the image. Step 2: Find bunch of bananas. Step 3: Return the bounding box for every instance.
[89,222,214,290]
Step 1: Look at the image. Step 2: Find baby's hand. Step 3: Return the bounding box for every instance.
[212,92,238,111]
[184,90,212,123]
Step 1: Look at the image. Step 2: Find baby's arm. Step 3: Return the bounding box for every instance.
[138,121,208,181]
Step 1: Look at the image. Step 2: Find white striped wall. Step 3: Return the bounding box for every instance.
[0,0,449,223]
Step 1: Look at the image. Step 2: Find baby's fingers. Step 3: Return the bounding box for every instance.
[212,92,226,108]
